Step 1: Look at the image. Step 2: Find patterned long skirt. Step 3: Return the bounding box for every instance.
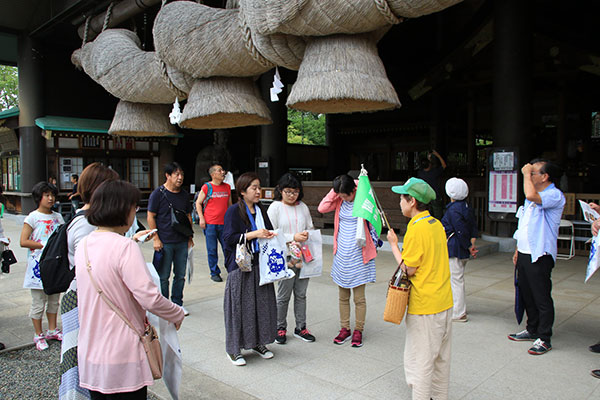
[58,290,90,400]
[224,259,277,355]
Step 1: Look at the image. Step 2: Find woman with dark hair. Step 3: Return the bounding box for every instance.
[222,172,277,366]
[318,174,377,348]
[267,173,316,344]
[59,163,153,400]
[75,180,184,399]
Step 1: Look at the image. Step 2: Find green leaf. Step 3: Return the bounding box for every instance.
[0,65,18,111]
[287,109,325,145]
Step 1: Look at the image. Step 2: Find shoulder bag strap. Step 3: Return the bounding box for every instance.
[159,186,173,209]
[83,237,142,338]
[202,183,212,209]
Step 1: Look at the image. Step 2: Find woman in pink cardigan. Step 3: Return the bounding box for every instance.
[318,174,377,348]
[75,180,184,399]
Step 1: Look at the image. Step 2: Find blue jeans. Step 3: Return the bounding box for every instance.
[158,241,188,306]
[204,224,224,276]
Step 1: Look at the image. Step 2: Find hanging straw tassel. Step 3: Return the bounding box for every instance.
[179,77,272,130]
[287,33,401,114]
[109,101,178,137]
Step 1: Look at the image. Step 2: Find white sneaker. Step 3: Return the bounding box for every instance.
[182,307,190,317]
[34,334,48,351]
[252,345,274,359]
[227,352,246,366]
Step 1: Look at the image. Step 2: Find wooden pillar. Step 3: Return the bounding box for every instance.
[492,0,532,155]
[259,70,287,186]
[491,0,532,237]
[18,34,46,213]
[467,91,476,170]
[557,85,567,165]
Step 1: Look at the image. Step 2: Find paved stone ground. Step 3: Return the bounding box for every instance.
[1,213,600,399]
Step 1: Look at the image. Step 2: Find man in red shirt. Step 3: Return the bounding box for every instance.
[195,164,231,282]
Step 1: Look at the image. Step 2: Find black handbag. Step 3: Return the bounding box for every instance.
[2,248,17,265]
[161,188,194,237]
[170,207,194,237]
[1,248,17,273]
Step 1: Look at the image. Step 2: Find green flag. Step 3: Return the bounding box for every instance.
[352,174,382,236]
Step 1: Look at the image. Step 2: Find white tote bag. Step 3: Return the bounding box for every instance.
[257,229,295,286]
[145,263,182,400]
[299,229,323,279]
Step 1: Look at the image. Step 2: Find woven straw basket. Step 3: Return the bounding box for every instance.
[287,33,401,114]
[71,29,186,104]
[109,101,178,137]
[179,77,272,130]
[383,266,411,324]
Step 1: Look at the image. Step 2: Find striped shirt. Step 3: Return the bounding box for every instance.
[331,201,376,288]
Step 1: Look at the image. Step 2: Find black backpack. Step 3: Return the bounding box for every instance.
[39,210,86,295]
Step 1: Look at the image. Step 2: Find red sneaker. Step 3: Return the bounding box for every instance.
[333,328,351,345]
[275,328,287,344]
[351,330,363,347]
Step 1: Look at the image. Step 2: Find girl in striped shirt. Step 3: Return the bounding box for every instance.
[318,175,377,347]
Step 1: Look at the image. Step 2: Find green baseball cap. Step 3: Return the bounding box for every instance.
[391,177,436,204]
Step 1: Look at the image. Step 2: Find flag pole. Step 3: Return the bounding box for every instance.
[360,164,391,229]
[373,186,391,229]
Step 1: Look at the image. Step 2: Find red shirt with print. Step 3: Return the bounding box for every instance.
[202,183,231,225]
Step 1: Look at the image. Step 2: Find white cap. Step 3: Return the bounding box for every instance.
[445,178,469,201]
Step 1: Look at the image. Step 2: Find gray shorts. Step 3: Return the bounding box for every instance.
[29,289,60,319]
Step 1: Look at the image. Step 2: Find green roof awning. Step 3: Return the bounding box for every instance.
[35,115,111,134]
[0,107,19,119]
[34,115,183,138]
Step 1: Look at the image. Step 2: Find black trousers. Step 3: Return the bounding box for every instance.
[517,252,555,343]
[89,386,147,400]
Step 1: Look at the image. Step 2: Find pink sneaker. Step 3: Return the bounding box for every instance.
[34,334,48,351]
[333,328,351,345]
[45,329,63,341]
[351,330,363,347]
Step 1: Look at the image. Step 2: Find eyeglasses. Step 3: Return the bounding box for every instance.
[282,190,300,196]
[530,172,545,176]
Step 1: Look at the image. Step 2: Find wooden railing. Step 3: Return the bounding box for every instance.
[469,191,488,235]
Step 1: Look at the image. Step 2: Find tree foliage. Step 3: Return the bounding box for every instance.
[0,65,18,111]
[287,109,326,145]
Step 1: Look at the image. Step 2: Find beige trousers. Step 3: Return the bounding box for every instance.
[449,258,468,319]
[404,309,452,400]
[338,284,366,331]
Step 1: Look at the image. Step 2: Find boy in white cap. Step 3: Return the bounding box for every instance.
[441,178,478,323]
[387,177,453,400]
